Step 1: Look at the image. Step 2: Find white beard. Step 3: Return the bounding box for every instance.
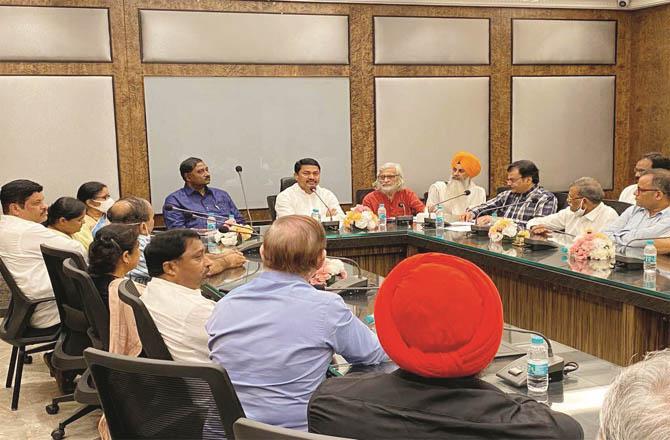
[444,178,470,215]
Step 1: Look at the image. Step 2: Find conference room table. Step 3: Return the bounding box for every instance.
[211,253,619,440]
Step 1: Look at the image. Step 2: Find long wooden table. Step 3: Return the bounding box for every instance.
[325,226,670,366]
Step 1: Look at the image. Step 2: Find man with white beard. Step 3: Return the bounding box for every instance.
[426,152,486,220]
[362,163,425,218]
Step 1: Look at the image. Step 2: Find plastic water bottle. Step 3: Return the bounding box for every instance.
[378,204,387,227]
[311,208,321,223]
[527,335,549,393]
[436,204,445,230]
[228,214,235,223]
[644,240,657,273]
[206,214,217,253]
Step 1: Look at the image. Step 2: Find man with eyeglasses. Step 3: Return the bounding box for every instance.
[465,160,557,227]
[527,177,619,237]
[604,169,670,249]
[275,158,345,220]
[362,162,425,217]
[163,157,245,229]
[618,152,670,205]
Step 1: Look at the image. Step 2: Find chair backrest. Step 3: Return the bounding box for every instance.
[40,245,90,352]
[267,195,278,221]
[553,191,569,211]
[603,199,632,216]
[117,279,173,360]
[355,189,373,205]
[0,256,42,340]
[280,177,297,192]
[62,258,109,351]
[233,418,351,440]
[84,347,245,440]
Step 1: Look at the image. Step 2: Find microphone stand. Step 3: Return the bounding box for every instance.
[310,187,340,232]
[235,166,254,228]
[396,202,413,227]
[424,191,471,229]
[615,235,670,270]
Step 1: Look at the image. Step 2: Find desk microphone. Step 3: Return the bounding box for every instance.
[310,187,334,221]
[399,202,407,216]
[430,190,471,208]
[235,165,254,228]
[163,205,228,221]
[621,235,670,254]
[218,224,262,237]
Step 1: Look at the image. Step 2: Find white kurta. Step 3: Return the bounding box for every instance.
[0,215,86,328]
[619,184,637,205]
[526,202,620,236]
[275,183,345,220]
[426,180,487,215]
[141,277,214,363]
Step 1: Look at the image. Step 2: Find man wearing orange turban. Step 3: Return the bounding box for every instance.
[426,151,486,219]
[308,253,583,440]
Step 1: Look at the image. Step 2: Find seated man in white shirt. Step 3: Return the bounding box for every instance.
[141,228,214,363]
[619,152,670,204]
[527,177,619,238]
[275,158,345,221]
[0,179,86,328]
[426,151,487,218]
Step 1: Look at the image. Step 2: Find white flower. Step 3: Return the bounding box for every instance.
[218,232,238,247]
[324,258,345,276]
[502,225,518,237]
[354,218,369,229]
[489,231,503,242]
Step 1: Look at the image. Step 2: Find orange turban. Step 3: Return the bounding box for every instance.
[451,152,482,178]
[375,253,503,378]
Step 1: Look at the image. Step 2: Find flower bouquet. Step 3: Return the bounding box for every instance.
[343,205,379,232]
[569,230,615,261]
[213,222,254,247]
[568,257,613,279]
[309,258,348,287]
[488,218,519,243]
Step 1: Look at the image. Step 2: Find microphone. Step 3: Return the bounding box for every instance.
[235,165,254,228]
[615,235,670,270]
[218,224,262,237]
[399,202,407,216]
[310,187,333,221]
[621,235,670,254]
[430,189,472,208]
[163,205,228,221]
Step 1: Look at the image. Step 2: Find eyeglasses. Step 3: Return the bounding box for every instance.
[378,174,398,180]
[566,196,584,203]
[635,186,660,193]
[506,176,524,183]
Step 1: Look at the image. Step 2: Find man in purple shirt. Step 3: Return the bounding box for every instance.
[206,215,387,431]
[162,157,245,229]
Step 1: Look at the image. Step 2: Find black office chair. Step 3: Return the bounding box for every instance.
[267,195,278,221]
[280,177,297,192]
[84,347,246,439]
[0,256,60,410]
[553,191,569,210]
[49,259,106,440]
[355,189,373,205]
[118,279,173,360]
[603,199,632,216]
[41,245,91,414]
[234,418,351,440]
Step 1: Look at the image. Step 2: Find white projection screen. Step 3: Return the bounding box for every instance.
[144,77,352,212]
[512,76,615,191]
[0,76,119,203]
[375,77,490,197]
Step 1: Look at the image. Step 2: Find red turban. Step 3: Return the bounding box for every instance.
[375,253,503,378]
[451,151,482,178]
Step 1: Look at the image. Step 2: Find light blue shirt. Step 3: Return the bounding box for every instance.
[206,270,387,431]
[603,205,670,248]
[127,234,150,284]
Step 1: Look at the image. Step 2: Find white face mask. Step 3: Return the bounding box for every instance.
[93,197,115,214]
[574,199,586,217]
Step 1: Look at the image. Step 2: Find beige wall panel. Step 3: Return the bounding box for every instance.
[140,10,349,64]
[512,76,615,192]
[375,77,490,196]
[375,17,489,64]
[513,19,616,64]
[0,76,119,201]
[0,6,111,62]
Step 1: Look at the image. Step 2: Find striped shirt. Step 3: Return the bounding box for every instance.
[468,185,558,228]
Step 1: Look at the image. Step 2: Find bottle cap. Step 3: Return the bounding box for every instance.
[531,334,544,344]
[646,240,654,245]
[379,203,385,208]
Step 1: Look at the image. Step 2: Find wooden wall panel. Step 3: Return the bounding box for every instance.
[629,3,670,180]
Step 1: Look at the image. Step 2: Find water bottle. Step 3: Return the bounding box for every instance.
[435,204,445,230]
[311,208,321,223]
[643,270,657,290]
[228,214,235,223]
[378,204,387,227]
[643,240,657,273]
[206,214,217,253]
[527,335,549,393]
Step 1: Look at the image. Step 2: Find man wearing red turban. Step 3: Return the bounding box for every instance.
[308,253,583,439]
[426,151,487,219]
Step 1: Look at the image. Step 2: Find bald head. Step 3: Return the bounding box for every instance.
[261,215,326,277]
[108,196,155,235]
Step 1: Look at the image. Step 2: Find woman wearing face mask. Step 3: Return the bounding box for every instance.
[73,181,114,250]
[45,197,87,240]
[527,177,620,238]
[87,223,140,308]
